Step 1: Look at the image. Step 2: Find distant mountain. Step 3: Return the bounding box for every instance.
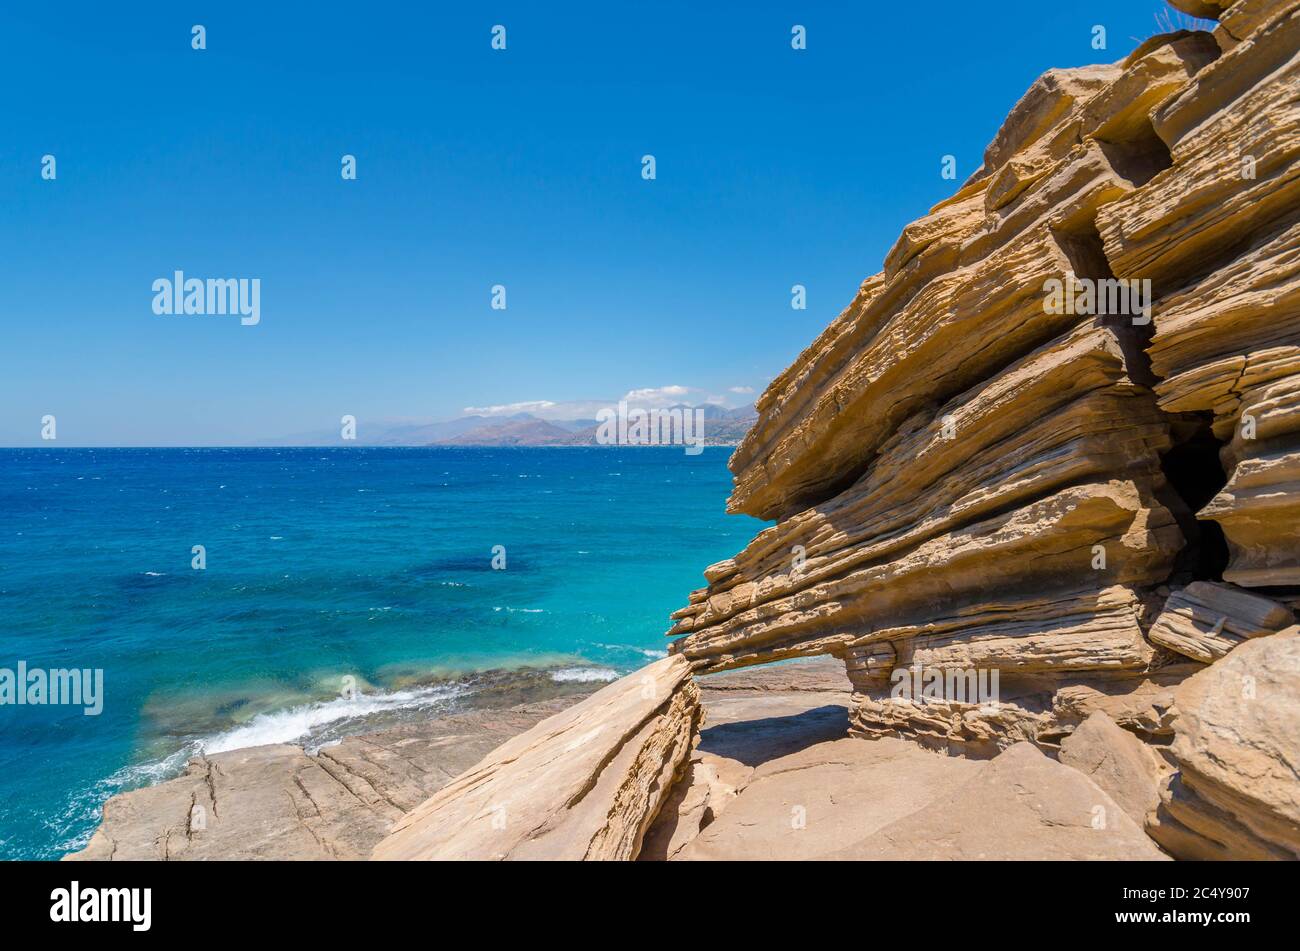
[559,406,757,447]
[367,415,515,444]
[441,418,577,446]
[262,415,505,446]
[547,418,600,433]
[263,406,756,447]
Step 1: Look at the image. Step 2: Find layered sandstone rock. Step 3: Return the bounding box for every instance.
[669,0,1300,853]
[372,655,700,861]
[1112,3,1300,587]
[1148,580,1294,662]
[1148,625,1300,859]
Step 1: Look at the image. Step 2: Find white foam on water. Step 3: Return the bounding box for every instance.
[199,682,467,754]
[592,642,667,659]
[551,666,619,683]
[56,679,470,855]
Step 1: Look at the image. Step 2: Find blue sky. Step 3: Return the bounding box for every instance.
[1,2,1190,445]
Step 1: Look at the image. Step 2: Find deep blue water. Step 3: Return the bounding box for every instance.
[0,446,760,859]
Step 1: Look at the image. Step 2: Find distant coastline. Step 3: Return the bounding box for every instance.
[260,403,758,448]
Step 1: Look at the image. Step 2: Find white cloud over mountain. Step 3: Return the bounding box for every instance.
[463,385,750,421]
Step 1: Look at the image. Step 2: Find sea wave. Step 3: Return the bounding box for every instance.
[592,642,668,659]
[551,666,619,683]
[200,682,466,754]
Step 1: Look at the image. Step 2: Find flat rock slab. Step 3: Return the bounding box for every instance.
[670,732,1167,860]
[373,655,700,861]
[838,742,1169,860]
[66,697,586,861]
[676,736,984,861]
[642,658,853,859]
[634,657,847,857]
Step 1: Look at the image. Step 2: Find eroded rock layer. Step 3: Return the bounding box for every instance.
[670,0,1299,855]
[372,655,700,861]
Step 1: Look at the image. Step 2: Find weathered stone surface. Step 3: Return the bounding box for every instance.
[690,655,850,694]
[682,741,1166,861]
[670,8,1298,860]
[1049,669,1198,739]
[846,664,1197,758]
[1168,0,1233,20]
[1145,212,1300,585]
[372,656,701,861]
[976,65,1123,184]
[675,736,984,861]
[1202,373,1300,586]
[1059,711,1172,827]
[671,323,1183,675]
[1148,580,1294,661]
[849,686,1049,759]
[66,696,587,861]
[641,657,852,860]
[728,176,1149,522]
[1148,221,1300,419]
[1149,625,1300,859]
[1082,33,1219,146]
[839,743,1169,860]
[1097,6,1300,285]
[1217,0,1300,50]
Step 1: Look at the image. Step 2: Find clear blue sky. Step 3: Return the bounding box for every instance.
[1,2,1187,445]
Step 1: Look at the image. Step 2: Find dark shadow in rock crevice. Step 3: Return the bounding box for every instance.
[1158,413,1232,586]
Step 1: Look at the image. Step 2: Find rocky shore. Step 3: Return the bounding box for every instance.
[72,0,1300,861]
[66,693,595,861]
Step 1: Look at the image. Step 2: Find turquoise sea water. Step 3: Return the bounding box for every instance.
[0,446,760,859]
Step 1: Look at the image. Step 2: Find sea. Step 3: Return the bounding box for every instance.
[0,446,762,859]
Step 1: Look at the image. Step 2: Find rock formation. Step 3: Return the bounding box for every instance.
[1149,625,1300,858]
[373,655,701,860]
[646,661,1166,860]
[665,0,1299,858]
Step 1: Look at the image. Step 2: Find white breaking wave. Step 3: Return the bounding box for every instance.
[551,667,619,683]
[592,642,667,659]
[54,681,466,857]
[200,683,466,754]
